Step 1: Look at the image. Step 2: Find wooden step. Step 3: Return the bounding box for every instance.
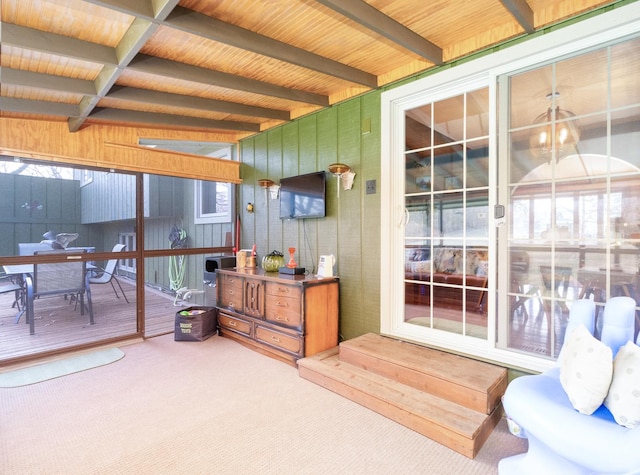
[297,334,507,459]
[339,333,507,414]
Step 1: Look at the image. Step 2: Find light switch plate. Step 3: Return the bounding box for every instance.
[366,179,376,194]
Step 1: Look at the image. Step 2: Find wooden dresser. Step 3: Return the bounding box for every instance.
[215,268,339,366]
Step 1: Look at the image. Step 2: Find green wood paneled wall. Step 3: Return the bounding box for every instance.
[240,92,382,341]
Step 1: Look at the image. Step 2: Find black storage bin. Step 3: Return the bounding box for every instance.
[174,307,217,341]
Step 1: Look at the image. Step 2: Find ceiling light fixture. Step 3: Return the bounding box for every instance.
[529,92,580,163]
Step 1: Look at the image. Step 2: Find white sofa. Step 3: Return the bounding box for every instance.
[499,297,640,475]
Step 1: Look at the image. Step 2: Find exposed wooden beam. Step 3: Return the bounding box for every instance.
[0,97,80,117]
[499,0,535,33]
[88,108,261,132]
[106,86,291,121]
[1,68,96,95]
[69,0,182,132]
[70,17,161,132]
[315,0,443,65]
[166,6,378,88]
[129,55,330,107]
[2,23,117,65]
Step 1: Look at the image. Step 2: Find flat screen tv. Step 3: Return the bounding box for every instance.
[279,171,326,219]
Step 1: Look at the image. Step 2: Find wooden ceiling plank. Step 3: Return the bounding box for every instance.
[106,86,291,121]
[80,0,182,21]
[315,0,443,65]
[165,6,378,88]
[1,68,96,96]
[0,97,80,117]
[76,0,156,19]
[2,24,117,66]
[499,0,535,34]
[88,108,261,132]
[129,55,330,107]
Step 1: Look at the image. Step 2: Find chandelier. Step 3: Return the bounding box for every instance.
[529,93,580,163]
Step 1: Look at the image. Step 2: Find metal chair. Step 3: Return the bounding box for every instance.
[27,250,94,335]
[88,243,129,303]
[0,273,23,319]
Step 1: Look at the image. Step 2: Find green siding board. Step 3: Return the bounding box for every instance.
[298,115,317,170]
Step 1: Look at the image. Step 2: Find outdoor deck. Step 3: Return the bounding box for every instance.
[0,277,197,362]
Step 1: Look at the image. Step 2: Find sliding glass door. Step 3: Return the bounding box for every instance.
[499,36,640,359]
[382,12,640,371]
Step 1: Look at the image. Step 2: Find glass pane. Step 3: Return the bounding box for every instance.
[434,95,465,144]
[556,48,608,116]
[435,192,464,238]
[612,106,640,168]
[405,282,431,325]
[466,88,490,139]
[467,138,489,188]
[405,150,431,194]
[509,65,553,129]
[433,145,464,192]
[466,190,489,239]
[405,104,432,151]
[405,238,431,327]
[611,37,640,109]
[405,196,430,239]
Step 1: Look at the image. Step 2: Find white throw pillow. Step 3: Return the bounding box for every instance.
[560,325,613,415]
[604,340,640,429]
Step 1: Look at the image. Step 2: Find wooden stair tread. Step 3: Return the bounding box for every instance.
[299,348,489,438]
[342,333,505,392]
[338,333,507,413]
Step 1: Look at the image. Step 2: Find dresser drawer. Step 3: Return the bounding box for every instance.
[266,281,302,298]
[218,312,252,337]
[218,274,243,310]
[265,296,302,329]
[255,325,302,356]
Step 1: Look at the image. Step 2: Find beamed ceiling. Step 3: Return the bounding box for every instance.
[0,0,621,142]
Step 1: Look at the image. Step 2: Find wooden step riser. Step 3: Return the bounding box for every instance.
[298,364,502,458]
[339,344,496,414]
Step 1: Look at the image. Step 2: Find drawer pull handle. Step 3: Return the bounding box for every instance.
[271,336,281,343]
[276,301,289,307]
[229,320,237,327]
[229,290,234,295]
[276,316,289,322]
[277,288,289,293]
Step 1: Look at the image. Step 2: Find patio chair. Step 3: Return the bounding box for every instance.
[89,243,129,303]
[0,273,23,317]
[27,250,94,335]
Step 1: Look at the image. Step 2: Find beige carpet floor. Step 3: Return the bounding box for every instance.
[0,334,527,474]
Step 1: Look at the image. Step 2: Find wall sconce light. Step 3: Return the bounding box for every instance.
[258,178,280,200]
[246,203,254,213]
[328,163,355,198]
[529,92,580,163]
